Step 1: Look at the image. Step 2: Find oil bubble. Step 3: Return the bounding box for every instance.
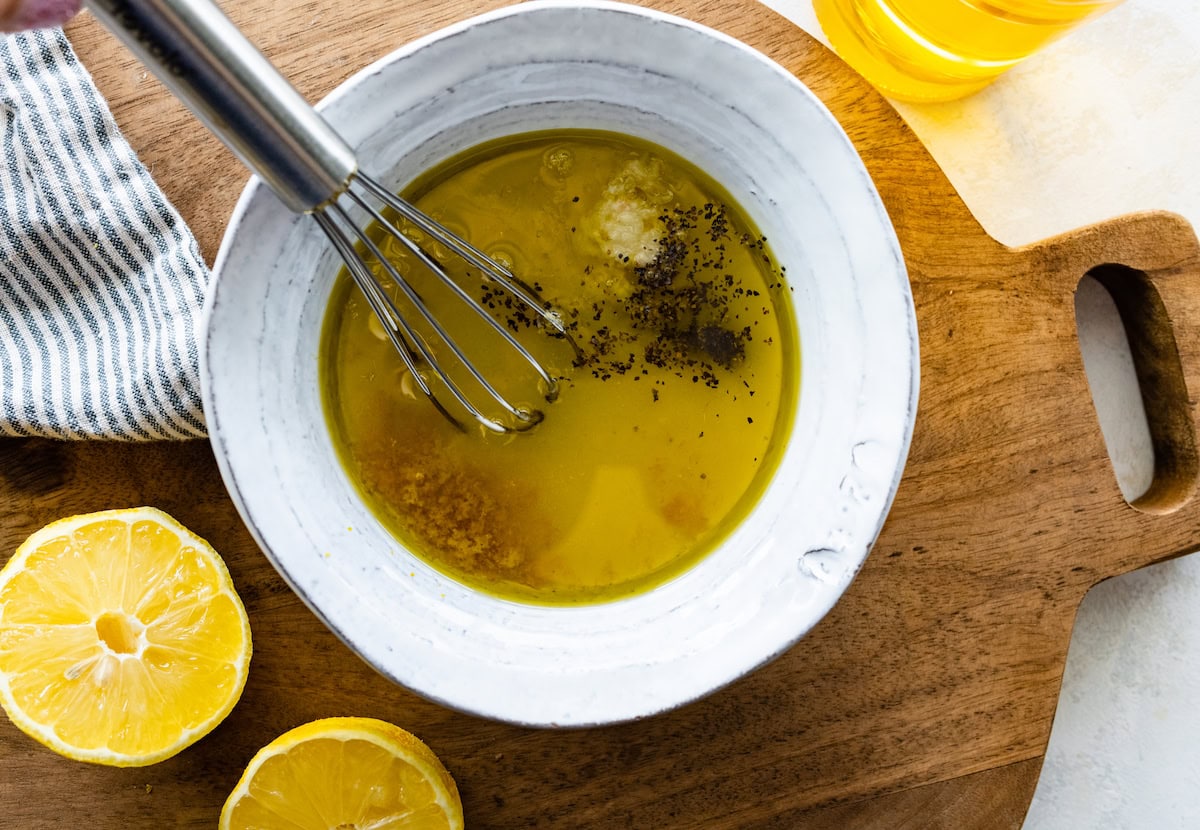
[485,244,519,272]
[367,311,387,341]
[543,145,574,177]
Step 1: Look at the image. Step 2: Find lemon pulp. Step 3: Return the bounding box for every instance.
[0,507,251,766]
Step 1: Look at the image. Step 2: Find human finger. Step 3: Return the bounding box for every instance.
[0,0,82,32]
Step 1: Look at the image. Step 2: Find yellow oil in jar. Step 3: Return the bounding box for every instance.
[320,131,798,605]
[814,0,1124,102]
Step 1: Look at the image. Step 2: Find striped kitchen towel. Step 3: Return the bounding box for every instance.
[0,27,209,440]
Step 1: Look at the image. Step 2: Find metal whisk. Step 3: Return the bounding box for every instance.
[87,0,566,433]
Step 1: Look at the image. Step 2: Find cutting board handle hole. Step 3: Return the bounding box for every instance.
[1075,266,1197,512]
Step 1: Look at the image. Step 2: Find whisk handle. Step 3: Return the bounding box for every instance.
[85,0,357,213]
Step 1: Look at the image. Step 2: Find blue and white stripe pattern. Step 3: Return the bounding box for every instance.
[0,28,208,439]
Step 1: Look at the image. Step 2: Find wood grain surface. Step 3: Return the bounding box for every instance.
[0,0,1197,827]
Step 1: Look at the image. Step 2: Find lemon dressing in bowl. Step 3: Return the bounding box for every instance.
[321,131,798,604]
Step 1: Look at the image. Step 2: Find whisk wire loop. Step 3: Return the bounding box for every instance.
[313,210,426,384]
[314,216,465,428]
[315,177,559,434]
[357,175,567,336]
[341,185,559,400]
[317,204,507,434]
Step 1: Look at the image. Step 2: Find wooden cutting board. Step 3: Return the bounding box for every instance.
[1,0,1198,826]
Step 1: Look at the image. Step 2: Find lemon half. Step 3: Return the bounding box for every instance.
[0,507,252,766]
[220,717,465,830]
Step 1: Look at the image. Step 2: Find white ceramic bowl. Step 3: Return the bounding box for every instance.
[202,0,918,726]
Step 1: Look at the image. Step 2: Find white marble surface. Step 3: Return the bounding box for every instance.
[759,0,1200,825]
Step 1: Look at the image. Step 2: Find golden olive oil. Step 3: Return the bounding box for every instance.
[320,131,798,604]
[814,0,1123,102]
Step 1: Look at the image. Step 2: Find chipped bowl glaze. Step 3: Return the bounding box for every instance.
[201,0,918,726]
